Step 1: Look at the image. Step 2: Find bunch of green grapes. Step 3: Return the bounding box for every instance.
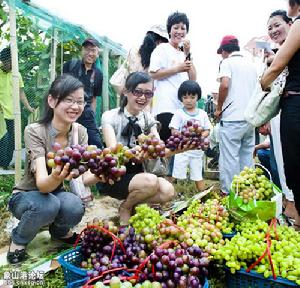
[176,199,235,256]
[129,204,163,236]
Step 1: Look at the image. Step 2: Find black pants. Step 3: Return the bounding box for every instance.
[280,96,300,214]
[77,105,103,148]
[0,119,14,168]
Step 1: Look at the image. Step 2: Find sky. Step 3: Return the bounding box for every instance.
[32,0,286,95]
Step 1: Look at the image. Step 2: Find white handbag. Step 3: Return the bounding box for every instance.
[244,68,288,127]
[69,123,93,206]
[109,61,129,95]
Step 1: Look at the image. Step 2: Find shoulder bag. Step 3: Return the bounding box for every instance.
[69,123,93,206]
[244,67,288,127]
[109,58,130,95]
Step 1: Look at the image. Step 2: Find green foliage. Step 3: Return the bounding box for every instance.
[0,175,14,203]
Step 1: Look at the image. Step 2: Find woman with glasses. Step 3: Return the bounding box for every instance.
[6,74,103,264]
[101,72,175,225]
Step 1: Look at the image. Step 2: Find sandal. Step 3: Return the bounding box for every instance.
[7,241,27,264]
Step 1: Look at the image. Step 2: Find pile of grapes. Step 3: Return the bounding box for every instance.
[176,199,234,256]
[165,119,209,151]
[231,167,274,203]
[215,219,300,285]
[80,223,152,282]
[140,244,209,288]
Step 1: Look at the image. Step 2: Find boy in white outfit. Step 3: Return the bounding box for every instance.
[169,80,211,191]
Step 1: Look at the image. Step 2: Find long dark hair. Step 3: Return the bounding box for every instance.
[119,72,152,113]
[139,32,168,69]
[39,74,84,124]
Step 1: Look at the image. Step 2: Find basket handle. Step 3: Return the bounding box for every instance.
[254,163,273,183]
[82,267,138,287]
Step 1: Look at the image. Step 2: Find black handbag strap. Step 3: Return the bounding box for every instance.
[143,112,161,135]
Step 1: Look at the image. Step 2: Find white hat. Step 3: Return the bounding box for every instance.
[147,25,169,41]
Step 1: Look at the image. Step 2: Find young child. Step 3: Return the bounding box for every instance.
[169,80,211,191]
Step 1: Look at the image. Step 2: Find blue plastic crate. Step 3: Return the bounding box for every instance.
[225,268,298,288]
[222,229,237,240]
[58,246,87,288]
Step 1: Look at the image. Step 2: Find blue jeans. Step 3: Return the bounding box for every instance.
[8,191,85,245]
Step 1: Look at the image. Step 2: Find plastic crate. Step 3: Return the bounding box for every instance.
[204,277,209,288]
[58,247,87,288]
[225,268,298,288]
[222,229,237,240]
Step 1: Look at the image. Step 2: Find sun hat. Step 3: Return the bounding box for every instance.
[147,25,169,41]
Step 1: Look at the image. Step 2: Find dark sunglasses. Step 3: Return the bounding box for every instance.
[132,89,154,99]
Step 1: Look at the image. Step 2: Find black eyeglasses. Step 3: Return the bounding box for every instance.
[132,89,154,99]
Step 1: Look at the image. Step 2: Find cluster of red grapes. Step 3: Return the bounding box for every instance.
[166,119,210,151]
[143,244,209,288]
[137,134,166,159]
[80,223,130,281]
[46,142,101,178]
[47,142,140,185]
[88,145,129,185]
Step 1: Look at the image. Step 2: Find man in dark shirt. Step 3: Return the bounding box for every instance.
[63,38,103,148]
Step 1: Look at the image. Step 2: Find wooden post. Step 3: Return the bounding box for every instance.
[9,0,21,183]
[50,28,58,82]
[60,37,64,75]
[102,46,109,112]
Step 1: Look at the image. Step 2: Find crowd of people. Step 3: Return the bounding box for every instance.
[2,0,300,265]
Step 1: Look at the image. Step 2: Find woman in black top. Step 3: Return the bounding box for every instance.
[261,0,300,230]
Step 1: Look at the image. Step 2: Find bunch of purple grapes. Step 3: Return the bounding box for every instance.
[137,134,166,159]
[80,225,129,281]
[88,145,128,185]
[141,244,209,288]
[118,226,150,270]
[166,120,210,152]
[46,142,101,178]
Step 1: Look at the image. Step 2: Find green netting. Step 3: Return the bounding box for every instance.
[0,0,125,174]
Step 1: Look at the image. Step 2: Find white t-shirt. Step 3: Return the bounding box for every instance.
[101,107,157,148]
[149,43,189,116]
[169,108,211,157]
[218,52,258,121]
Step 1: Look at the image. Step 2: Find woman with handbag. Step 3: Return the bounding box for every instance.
[261,0,300,230]
[265,10,298,221]
[6,74,103,264]
[102,72,175,226]
[110,25,169,96]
